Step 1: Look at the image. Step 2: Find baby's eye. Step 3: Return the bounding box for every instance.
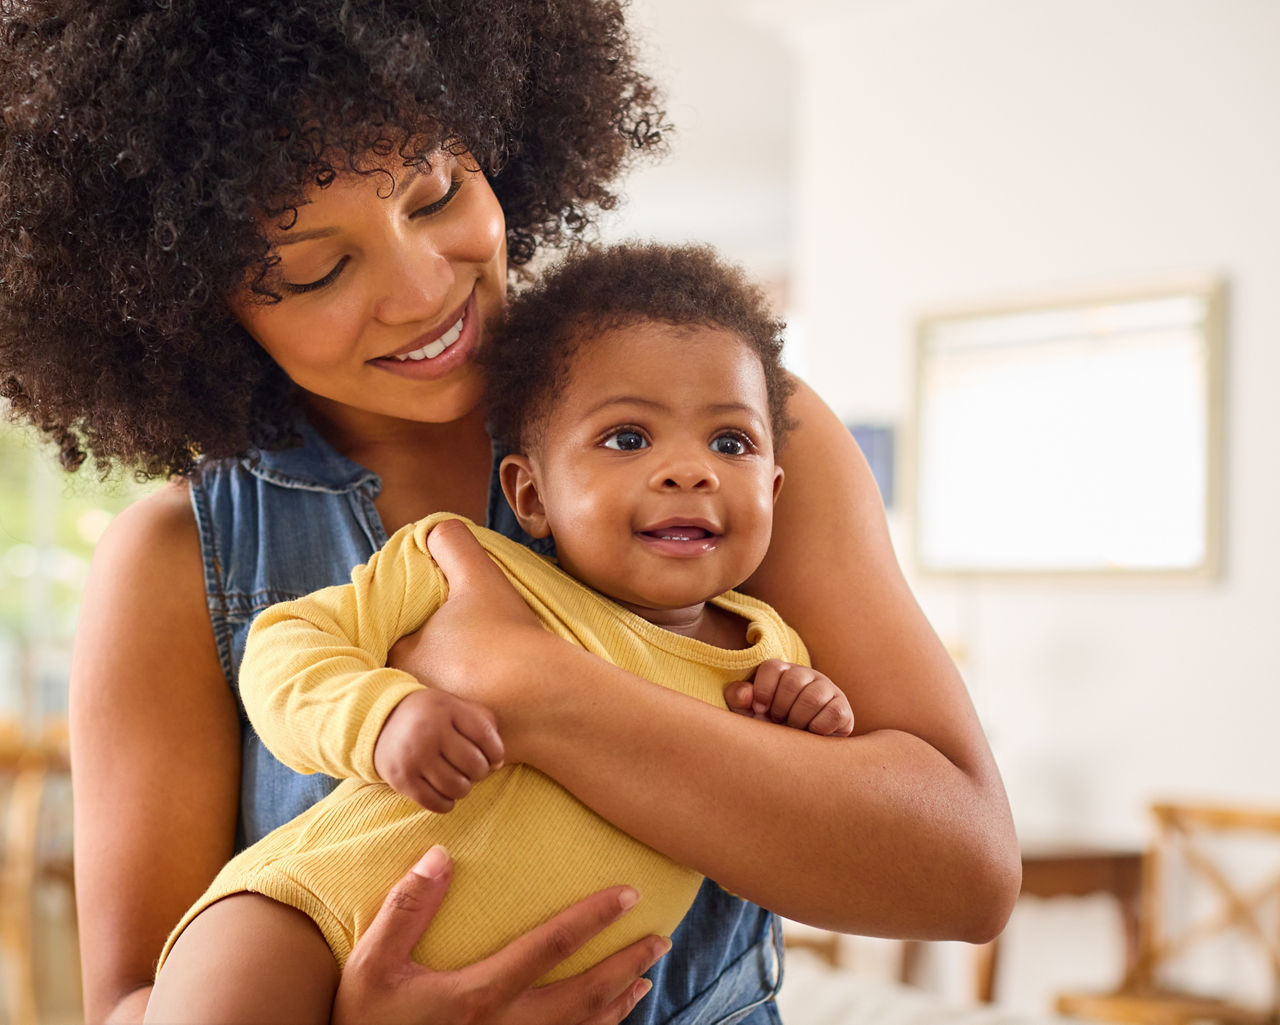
[603,429,649,451]
[709,432,750,456]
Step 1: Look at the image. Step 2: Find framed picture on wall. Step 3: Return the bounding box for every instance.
[912,276,1225,577]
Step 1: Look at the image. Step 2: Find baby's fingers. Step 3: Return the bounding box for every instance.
[438,730,496,790]
[724,681,755,716]
[804,693,856,737]
[452,701,506,770]
[766,663,816,724]
[400,773,460,813]
[750,659,787,717]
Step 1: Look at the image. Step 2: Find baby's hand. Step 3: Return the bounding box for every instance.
[726,660,855,737]
[373,689,505,812]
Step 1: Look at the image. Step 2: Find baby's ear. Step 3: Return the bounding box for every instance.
[771,465,785,503]
[499,454,551,539]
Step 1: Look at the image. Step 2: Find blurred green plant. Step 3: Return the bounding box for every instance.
[0,416,159,719]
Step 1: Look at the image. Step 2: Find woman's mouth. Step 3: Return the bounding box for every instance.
[389,310,465,362]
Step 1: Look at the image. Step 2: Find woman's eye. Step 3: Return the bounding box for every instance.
[710,433,750,456]
[412,175,464,218]
[603,430,649,451]
[283,256,349,295]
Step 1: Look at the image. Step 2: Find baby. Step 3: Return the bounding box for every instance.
[153,242,854,1016]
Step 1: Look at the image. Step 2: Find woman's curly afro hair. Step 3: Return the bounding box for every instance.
[0,0,665,476]
[482,242,795,455]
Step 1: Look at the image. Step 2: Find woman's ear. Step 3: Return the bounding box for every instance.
[499,454,551,538]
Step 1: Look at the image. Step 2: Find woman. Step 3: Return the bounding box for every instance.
[0,2,1020,1023]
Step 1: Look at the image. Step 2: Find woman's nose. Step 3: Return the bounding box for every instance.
[371,239,454,326]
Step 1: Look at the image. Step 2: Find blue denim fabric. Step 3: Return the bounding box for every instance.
[633,885,784,1025]
[190,421,783,1024]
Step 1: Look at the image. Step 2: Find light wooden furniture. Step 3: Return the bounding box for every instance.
[899,841,1144,1002]
[0,722,73,1025]
[783,928,843,968]
[1055,802,1280,1025]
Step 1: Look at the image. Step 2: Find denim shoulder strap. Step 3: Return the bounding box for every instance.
[189,421,387,846]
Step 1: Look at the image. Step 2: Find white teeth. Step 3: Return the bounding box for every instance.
[392,314,464,362]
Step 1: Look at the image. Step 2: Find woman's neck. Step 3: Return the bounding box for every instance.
[304,400,494,533]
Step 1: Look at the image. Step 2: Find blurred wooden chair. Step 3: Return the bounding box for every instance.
[0,721,73,1025]
[1056,802,1280,1025]
[782,921,843,967]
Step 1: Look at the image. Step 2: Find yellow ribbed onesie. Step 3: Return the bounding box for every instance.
[159,513,808,982]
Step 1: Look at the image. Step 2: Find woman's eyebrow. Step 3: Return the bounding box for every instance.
[270,225,338,248]
[267,165,436,247]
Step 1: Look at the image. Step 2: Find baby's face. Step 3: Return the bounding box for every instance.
[514,321,783,618]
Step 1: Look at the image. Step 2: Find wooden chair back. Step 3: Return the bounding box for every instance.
[1058,800,1280,1025]
[0,721,72,1025]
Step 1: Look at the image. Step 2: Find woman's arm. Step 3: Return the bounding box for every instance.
[70,485,243,1024]
[397,380,1021,943]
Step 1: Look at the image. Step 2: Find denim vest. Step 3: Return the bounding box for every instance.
[189,420,784,1025]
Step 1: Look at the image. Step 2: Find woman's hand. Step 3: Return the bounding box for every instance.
[387,519,552,754]
[333,846,668,1025]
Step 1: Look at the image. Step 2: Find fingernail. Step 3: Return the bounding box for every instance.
[633,978,654,1000]
[644,937,671,969]
[412,845,450,879]
[618,887,640,911]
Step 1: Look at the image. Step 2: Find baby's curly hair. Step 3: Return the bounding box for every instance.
[482,242,795,455]
[0,0,664,476]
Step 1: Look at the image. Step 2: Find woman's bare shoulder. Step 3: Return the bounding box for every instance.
[98,479,200,561]
[75,479,218,681]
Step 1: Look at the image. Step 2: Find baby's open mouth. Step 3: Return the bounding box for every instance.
[639,526,715,541]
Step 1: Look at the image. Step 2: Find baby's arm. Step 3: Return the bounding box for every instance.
[241,516,502,804]
[726,660,855,737]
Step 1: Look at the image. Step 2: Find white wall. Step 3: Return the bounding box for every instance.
[616,0,1280,1010]
[781,0,1280,1007]
[598,0,796,283]
[782,0,1280,838]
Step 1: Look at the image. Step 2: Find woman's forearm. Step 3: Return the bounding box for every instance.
[410,382,1023,944]
[504,642,1018,942]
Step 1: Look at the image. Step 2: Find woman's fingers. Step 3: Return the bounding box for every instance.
[467,885,648,997]
[349,845,454,964]
[579,977,656,1025]
[518,940,666,1025]
[426,518,532,620]
[336,859,663,1025]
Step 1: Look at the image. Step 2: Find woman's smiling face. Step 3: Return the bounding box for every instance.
[231,149,508,433]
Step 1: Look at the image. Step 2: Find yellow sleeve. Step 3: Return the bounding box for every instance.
[240,519,445,782]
